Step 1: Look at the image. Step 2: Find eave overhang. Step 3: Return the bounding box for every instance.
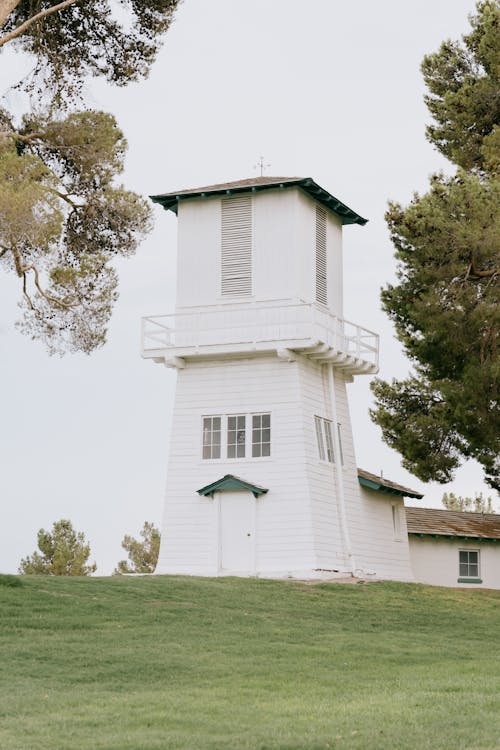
[357,468,423,499]
[150,177,367,226]
[409,532,500,543]
[405,507,500,540]
[197,474,268,498]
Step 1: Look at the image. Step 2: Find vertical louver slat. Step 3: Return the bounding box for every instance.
[315,206,327,305]
[221,196,252,296]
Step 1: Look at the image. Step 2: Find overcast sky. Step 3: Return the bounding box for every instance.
[1,0,492,575]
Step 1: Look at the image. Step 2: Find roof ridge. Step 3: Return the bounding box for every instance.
[150,176,368,226]
[153,176,304,198]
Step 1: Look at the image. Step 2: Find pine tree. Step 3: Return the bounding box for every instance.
[0,1,180,353]
[114,522,160,575]
[370,1,499,491]
[19,519,96,575]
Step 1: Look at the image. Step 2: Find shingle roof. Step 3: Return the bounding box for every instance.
[357,468,423,499]
[154,176,301,196]
[150,176,368,226]
[405,507,500,540]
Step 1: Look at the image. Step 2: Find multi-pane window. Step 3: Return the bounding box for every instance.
[459,550,479,578]
[202,414,271,460]
[315,416,334,463]
[227,415,246,458]
[202,416,221,459]
[252,414,271,457]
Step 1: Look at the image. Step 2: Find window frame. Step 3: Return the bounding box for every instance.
[227,414,246,459]
[201,412,271,461]
[458,549,482,583]
[252,413,271,458]
[314,416,335,464]
[202,415,222,460]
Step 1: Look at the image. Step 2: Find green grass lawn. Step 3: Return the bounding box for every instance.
[1,574,500,750]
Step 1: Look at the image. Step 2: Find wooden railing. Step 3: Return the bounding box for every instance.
[141,301,379,368]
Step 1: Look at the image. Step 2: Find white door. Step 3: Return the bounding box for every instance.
[219,491,255,573]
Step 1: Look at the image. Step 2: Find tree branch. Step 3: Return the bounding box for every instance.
[0,0,81,48]
[0,0,21,28]
[41,184,80,209]
[0,130,43,143]
[22,264,78,309]
[22,270,34,310]
[0,135,82,210]
[470,255,498,278]
[11,247,77,310]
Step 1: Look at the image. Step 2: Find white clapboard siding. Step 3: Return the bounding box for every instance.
[221,196,252,296]
[152,183,417,582]
[156,354,415,580]
[157,356,319,577]
[315,205,327,305]
[409,538,500,589]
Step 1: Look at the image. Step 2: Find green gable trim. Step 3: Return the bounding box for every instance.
[197,475,268,498]
[409,532,499,543]
[150,178,367,226]
[357,475,423,499]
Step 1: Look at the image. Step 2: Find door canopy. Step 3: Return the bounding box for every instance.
[197,474,268,499]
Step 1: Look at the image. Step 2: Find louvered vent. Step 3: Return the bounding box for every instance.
[315,205,327,305]
[221,196,252,296]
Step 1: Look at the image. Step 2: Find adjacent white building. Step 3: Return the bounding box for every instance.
[406,507,500,589]
[142,175,421,581]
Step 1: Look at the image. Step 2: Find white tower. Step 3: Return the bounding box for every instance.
[142,176,398,579]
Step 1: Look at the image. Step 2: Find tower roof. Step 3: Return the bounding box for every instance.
[150,176,368,226]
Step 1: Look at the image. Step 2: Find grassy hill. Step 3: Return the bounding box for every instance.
[1,574,499,749]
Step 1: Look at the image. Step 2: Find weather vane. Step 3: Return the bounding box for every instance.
[254,156,271,176]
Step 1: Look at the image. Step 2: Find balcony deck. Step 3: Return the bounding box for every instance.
[141,301,379,374]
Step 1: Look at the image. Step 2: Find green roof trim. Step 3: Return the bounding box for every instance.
[357,470,423,499]
[197,474,268,498]
[150,176,367,226]
[409,532,499,543]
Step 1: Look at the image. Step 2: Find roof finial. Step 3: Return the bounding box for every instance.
[254,155,271,176]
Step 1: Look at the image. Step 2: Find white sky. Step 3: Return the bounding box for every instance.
[0,0,493,575]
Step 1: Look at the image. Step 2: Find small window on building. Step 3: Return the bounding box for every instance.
[459,550,480,579]
[202,416,221,459]
[324,420,334,463]
[252,414,271,457]
[314,416,325,461]
[227,415,246,458]
[315,416,334,463]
